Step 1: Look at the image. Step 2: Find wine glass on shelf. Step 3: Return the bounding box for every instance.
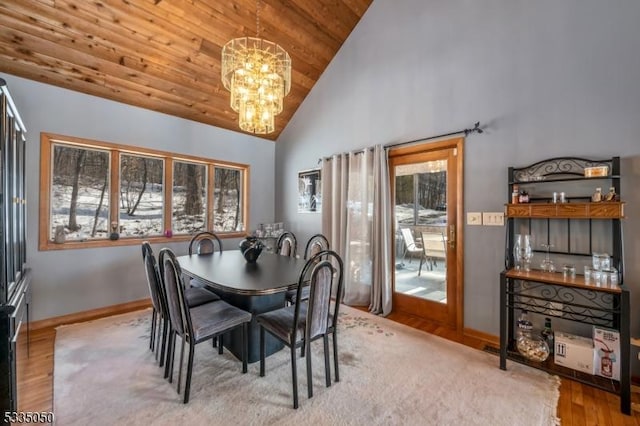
[540,243,555,272]
[513,234,533,272]
[522,235,533,272]
[513,234,524,270]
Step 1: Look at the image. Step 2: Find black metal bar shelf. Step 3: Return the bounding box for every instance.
[500,156,630,415]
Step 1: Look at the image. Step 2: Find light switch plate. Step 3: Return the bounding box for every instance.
[467,212,482,225]
[482,212,505,226]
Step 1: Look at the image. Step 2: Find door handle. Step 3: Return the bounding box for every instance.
[448,224,455,250]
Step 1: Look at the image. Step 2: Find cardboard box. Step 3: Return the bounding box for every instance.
[593,326,620,380]
[554,332,596,375]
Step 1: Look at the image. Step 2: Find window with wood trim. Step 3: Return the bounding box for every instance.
[40,133,250,250]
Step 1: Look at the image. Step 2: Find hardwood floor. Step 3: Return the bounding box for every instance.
[15,309,640,425]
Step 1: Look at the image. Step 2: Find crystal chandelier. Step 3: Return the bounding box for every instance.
[221,1,291,134]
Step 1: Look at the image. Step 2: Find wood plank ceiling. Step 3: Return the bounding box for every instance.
[0,0,372,140]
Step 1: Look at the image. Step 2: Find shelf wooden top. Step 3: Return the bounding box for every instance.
[506,202,625,219]
[504,268,623,294]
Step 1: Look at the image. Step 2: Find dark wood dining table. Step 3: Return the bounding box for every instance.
[176,250,308,363]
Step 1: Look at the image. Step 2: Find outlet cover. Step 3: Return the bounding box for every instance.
[467,212,482,225]
[482,212,504,226]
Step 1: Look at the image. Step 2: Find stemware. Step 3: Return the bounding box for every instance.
[513,234,533,271]
[522,235,533,272]
[540,243,555,272]
[513,234,524,270]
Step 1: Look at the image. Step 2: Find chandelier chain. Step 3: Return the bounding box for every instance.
[256,0,260,37]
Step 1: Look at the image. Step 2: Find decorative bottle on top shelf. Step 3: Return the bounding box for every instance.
[512,185,520,204]
[541,317,554,355]
[605,187,617,202]
[518,190,529,204]
[592,187,602,202]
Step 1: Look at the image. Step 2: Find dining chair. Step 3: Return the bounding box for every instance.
[400,228,426,275]
[161,248,252,403]
[256,250,344,409]
[276,231,297,258]
[188,231,223,291]
[421,231,447,271]
[157,247,221,378]
[285,233,330,305]
[188,231,223,255]
[141,242,169,363]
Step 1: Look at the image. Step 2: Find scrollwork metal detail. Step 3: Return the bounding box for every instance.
[512,157,612,183]
[507,280,619,327]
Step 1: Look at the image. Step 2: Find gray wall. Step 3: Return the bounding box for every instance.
[275,0,640,339]
[2,74,276,321]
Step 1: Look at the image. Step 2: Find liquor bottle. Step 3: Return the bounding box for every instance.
[541,317,554,355]
[512,185,519,204]
[517,310,532,338]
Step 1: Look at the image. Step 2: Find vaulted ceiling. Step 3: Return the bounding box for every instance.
[0,0,372,140]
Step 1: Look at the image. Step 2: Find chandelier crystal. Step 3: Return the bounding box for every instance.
[221,3,291,134]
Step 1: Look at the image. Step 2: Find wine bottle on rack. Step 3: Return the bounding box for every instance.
[541,317,554,355]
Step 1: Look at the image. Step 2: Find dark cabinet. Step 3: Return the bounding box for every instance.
[499,156,630,414]
[0,78,31,418]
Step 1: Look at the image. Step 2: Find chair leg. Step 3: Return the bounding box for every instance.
[218,334,224,355]
[291,344,299,409]
[154,316,163,361]
[159,319,169,368]
[242,323,248,373]
[333,329,340,382]
[259,326,266,377]
[418,254,424,276]
[177,335,186,394]
[306,340,313,399]
[323,335,331,388]
[183,342,195,404]
[165,329,174,380]
[150,309,157,350]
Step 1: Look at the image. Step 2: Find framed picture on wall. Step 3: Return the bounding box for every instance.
[298,169,321,213]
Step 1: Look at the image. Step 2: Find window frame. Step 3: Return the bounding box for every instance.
[39,133,250,250]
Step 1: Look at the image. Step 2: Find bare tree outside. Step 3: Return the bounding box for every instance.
[119,154,164,237]
[213,167,243,232]
[51,145,110,240]
[395,165,447,226]
[172,161,206,234]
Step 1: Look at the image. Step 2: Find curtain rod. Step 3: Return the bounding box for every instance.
[384,121,483,149]
[318,121,483,164]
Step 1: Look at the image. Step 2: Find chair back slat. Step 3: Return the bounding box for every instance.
[143,251,162,312]
[142,242,169,316]
[188,231,223,255]
[160,248,189,337]
[401,228,415,247]
[276,231,297,258]
[304,233,330,260]
[306,262,333,339]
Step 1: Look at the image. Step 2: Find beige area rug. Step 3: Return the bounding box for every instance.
[53,306,560,425]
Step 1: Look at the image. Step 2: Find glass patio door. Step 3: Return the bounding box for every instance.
[390,141,460,327]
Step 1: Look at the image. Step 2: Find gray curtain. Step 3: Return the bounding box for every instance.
[321,145,393,314]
